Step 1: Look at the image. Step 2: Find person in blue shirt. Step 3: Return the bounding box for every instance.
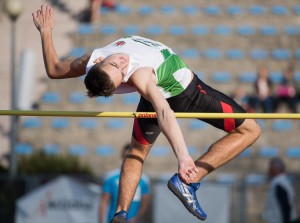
[99,143,151,223]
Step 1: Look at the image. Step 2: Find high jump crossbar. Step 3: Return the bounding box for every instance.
[0,110,300,119]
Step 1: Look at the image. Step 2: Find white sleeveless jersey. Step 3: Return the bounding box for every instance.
[86,36,192,98]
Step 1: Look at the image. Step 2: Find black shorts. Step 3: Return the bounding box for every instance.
[132,74,246,145]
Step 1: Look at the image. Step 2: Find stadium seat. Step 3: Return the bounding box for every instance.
[69,47,87,57]
[191,25,209,36]
[79,118,98,129]
[294,71,300,83]
[214,25,232,36]
[215,173,237,185]
[95,97,114,104]
[272,120,293,132]
[168,25,186,36]
[188,120,208,129]
[226,5,244,16]
[239,71,257,83]
[212,71,231,83]
[181,48,200,59]
[260,25,278,36]
[194,71,205,80]
[188,146,197,156]
[43,144,60,155]
[295,50,300,60]
[123,25,140,36]
[248,5,267,16]
[22,117,42,128]
[138,5,154,16]
[249,49,268,60]
[41,92,60,104]
[226,49,245,59]
[271,5,289,16]
[285,147,300,158]
[122,93,140,105]
[283,25,300,36]
[77,24,94,35]
[115,5,132,15]
[16,143,33,155]
[203,48,222,60]
[99,25,118,35]
[105,119,126,129]
[51,118,70,129]
[269,71,283,83]
[96,145,115,156]
[182,5,199,15]
[203,5,221,16]
[68,144,87,156]
[144,25,163,36]
[149,145,170,157]
[294,5,300,15]
[256,119,266,129]
[258,146,279,158]
[236,25,256,36]
[244,173,266,185]
[271,49,291,60]
[160,5,176,15]
[238,147,252,158]
[68,92,87,104]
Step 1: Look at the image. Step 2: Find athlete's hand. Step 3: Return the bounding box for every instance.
[32,5,54,32]
[178,155,199,184]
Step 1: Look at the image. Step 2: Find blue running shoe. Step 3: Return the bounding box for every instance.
[167,173,207,221]
[110,210,128,223]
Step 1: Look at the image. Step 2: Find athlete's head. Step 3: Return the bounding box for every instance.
[84,53,129,97]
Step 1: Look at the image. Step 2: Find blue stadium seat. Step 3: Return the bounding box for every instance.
[149,145,170,157]
[239,72,257,83]
[188,120,208,129]
[16,143,33,155]
[68,144,87,156]
[226,49,245,59]
[249,49,268,60]
[236,25,256,36]
[181,48,200,59]
[188,146,197,156]
[99,25,117,35]
[226,5,244,16]
[194,71,205,80]
[214,25,232,36]
[79,118,98,129]
[248,5,267,16]
[77,24,94,35]
[160,5,176,15]
[95,97,114,104]
[144,25,163,36]
[271,5,289,16]
[96,145,115,156]
[295,50,300,60]
[42,92,60,104]
[271,49,291,60]
[43,144,60,155]
[272,120,293,132]
[283,25,300,36]
[285,147,300,158]
[257,119,266,129]
[51,118,70,129]
[115,5,132,15]
[182,5,199,15]
[294,71,300,83]
[191,25,209,36]
[203,5,221,16]
[105,119,126,129]
[69,47,87,57]
[138,5,154,16]
[260,25,278,36]
[215,173,237,185]
[269,71,283,83]
[294,5,300,15]
[203,48,222,60]
[69,92,87,104]
[22,118,42,128]
[212,71,231,83]
[168,25,186,36]
[122,93,140,105]
[239,147,252,158]
[258,146,279,158]
[244,173,266,185]
[123,25,140,35]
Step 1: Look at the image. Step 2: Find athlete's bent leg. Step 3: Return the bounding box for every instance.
[194,119,261,182]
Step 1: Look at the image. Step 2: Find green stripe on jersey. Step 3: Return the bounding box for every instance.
[156,54,188,97]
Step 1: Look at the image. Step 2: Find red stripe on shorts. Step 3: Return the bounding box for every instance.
[220,101,235,132]
[133,118,150,145]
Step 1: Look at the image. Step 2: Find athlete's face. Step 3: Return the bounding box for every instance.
[95,53,129,87]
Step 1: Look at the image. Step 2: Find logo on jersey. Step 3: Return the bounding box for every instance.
[115,41,125,47]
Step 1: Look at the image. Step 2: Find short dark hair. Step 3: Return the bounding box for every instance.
[84,64,115,97]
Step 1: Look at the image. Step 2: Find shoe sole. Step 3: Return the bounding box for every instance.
[167,181,207,221]
[110,216,126,223]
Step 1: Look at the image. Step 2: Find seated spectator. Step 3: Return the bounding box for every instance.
[274,65,298,113]
[251,65,274,113]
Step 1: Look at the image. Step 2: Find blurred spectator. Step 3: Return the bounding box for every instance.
[99,143,151,223]
[232,87,254,112]
[263,157,299,223]
[251,65,274,113]
[274,65,298,113]
[89,0,116,23]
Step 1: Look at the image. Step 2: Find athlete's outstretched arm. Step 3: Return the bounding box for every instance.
[32,5,89,79]
[129,68,199,184]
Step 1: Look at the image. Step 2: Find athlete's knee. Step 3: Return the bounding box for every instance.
[236,119,261,141]
[127,138,152,162]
